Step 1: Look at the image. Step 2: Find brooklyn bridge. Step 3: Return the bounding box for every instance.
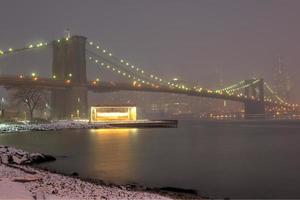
[0,35,298,119]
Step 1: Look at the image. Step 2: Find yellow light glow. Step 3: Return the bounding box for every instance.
[96,112,129,117]
[90,128,137,134]
[90,106,137,122]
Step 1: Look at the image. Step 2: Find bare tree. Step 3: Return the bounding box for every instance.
[10,88,47,120]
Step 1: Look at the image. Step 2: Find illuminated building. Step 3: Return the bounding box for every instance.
[90,105,137,122]
[273,56,291,101]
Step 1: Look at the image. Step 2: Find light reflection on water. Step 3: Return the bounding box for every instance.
[1,123,300,198]
[89,128,138,134]
[86,128,138,182]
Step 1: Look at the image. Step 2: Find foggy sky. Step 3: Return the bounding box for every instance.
[0,0,299,101]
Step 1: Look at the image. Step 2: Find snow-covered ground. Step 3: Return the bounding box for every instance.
[0,146,172,199]
[0,120,107,133]
[0,164,172,200]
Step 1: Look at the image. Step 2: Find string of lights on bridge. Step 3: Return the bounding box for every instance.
[85,38,300,108]
[86,53,160,88]
[218,79,299,107]
[86,40,176,87]
[0,42,50,57]
[86,39,256,101]
[1,36,298,108]
[86,49,260,103]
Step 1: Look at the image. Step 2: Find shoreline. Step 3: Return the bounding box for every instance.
[0,146,203,200]
[0,163,203,200]
[0,120,177,133]
[0,163,170,200]
[1,119,299,134]
[34,164,203,199]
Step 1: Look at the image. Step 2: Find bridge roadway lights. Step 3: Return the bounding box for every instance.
[51,35,88,119]
[49,35,268,120]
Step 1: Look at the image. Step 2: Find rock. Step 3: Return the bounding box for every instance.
[29,153,56,164]
[1,154,12,164]
[52,189,58,194]
[0,146,8,153]
[0,146,55,165]
[35,189,46,200]
[12,155,28,165]
[71,172,79,176]
[12,177,42,183]
[43,154,56,162]
[159,187,198,195]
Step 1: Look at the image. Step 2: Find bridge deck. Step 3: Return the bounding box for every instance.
[0,75,292,108]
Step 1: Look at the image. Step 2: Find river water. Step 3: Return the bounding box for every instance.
[1,121,300,198]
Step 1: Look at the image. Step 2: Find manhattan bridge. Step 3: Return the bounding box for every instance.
[0,35,298,119]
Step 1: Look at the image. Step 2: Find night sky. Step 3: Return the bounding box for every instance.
[0,0,299,100]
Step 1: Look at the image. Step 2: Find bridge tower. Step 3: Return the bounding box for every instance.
[51,36,88,119]
[244,78,265,119]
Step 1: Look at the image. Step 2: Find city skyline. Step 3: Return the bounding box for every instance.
[1,2,300,199]
[0,0,300,101]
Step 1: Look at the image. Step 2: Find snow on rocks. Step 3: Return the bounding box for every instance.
[0,120,107,133]
[0,164,171,200]
[0,146,55,165]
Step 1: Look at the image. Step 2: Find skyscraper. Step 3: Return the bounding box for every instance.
[273,56,291,101]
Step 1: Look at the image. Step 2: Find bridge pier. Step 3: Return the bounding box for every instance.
[51,36,88,119]
[244,79,265,119]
